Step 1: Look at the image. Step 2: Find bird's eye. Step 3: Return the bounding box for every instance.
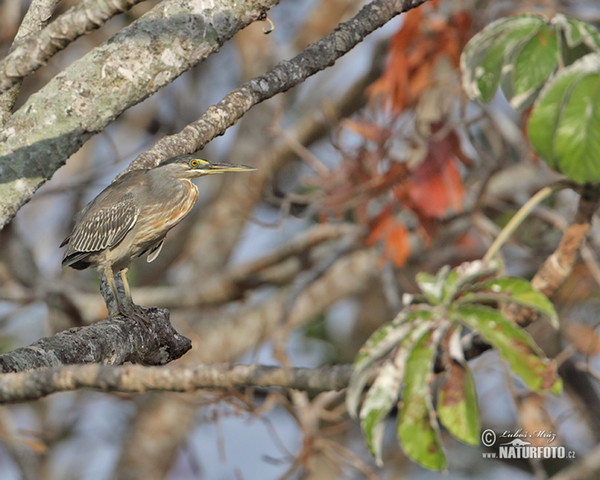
[190,159,199,168]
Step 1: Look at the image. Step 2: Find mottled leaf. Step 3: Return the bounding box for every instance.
[528,53,600,183]
[553,15,600,52]
[397,328,446,470]
[452,259,503,296]
[454,305,562,394]
[461,15,546,103]
[481,277,558,328]
[347,321,415,418]
[437,328,480,445]
[503,23,558,109]
[359,323,431,466]
[438,362,480,446]
[416,266,450,305]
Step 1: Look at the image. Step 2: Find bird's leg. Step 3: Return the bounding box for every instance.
[99,265,147,323]
[99,266,120,318]
[118,268,149,323]
[120,268,133,305]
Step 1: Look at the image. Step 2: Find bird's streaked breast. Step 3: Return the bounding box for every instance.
[135,179,198,246]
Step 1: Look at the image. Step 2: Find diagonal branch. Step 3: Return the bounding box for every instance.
[129,0,430,170]
[0,0,60,123]
[0,0,147,94]
[0,308,191,373]
[0,363,353,403]
[0,0,280,230]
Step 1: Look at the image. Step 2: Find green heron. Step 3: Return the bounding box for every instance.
[61,154,254,320]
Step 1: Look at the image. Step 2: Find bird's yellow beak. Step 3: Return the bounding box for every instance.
[202,162,256,174]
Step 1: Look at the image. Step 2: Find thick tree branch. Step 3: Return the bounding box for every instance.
[0,0,147,94]
[129,0,430,170]
[0,0,60,123]
[0,363,353,403]
[0,0,280,229]
[0,308,191,373]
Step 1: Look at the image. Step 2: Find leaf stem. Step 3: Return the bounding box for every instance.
[483,180,573,262]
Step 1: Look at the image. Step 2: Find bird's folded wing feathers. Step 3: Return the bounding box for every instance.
[69,199,139,253]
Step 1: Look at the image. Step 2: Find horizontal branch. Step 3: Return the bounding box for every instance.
[0,363,353,403]
[0,308,191,373]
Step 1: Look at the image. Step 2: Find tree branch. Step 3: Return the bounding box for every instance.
[0,0,147,94]
[0,308,191,373]
[0,0,60,123]
[129,0,430,170]
[0,0,280,229]
[0,363,353,403]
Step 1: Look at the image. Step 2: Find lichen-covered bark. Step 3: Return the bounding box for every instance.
[0,0,280,229]
[0,0,60,123]
[0,0,146,93]
[0,308,191,373]
[0,364,353,403]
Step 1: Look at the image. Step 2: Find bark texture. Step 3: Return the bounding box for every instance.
[0,0,280,229]
[0,308,191,373]
[0,363,353,403]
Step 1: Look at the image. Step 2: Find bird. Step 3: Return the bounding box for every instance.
[61,154,255,321]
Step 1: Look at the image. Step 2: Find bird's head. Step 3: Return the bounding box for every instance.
[160,154,255,179]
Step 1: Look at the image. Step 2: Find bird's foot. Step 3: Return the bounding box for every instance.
[114,303,150,324]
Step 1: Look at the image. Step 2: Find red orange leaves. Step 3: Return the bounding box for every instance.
[408,136,465,219]
[369,2,472,113]
[366,207,411,267]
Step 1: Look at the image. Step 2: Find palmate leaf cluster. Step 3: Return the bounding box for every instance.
[346,260,561,470]
[461,14,600,184]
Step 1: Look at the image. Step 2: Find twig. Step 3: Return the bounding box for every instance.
[483,180,573,262]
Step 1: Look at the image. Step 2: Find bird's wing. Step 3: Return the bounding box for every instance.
[67,196,139,253]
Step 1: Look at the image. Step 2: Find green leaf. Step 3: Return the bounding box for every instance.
[481,277,558,328]
[397,328,446,470]
[358,322,429,466]
[553,15,600,52]
[360,361,404,466]
[529,53,600,183]
[554,67,600,183]
[454,305,562,394]
[504,23,558,109]
[461,15,547,103]
[347,321,416,418]
[527,64,585,170]
[416,266,450,304]
[452,259,503,294]
[437,362,480,446]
